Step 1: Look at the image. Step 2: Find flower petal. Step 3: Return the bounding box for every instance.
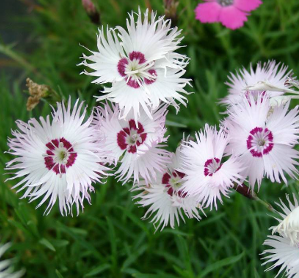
[234,0,262,12]
[219,6,248,30]
[195,2,221,23]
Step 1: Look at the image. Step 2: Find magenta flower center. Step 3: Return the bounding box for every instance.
[117,120,147,154]
[217,0,234,6]
[204,158,222,176]
[247,127,274,157]
[117,51,157,89]
[162,171,187,198]
[44,138,77,175]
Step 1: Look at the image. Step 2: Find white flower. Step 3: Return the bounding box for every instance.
[179,124,244,210]
[93,102,171,184]
[0,242,25,278]
[261,194,299,278]
[133,146,204,231]
[222,60,299,106]
[224,95,299,190]
[262,235,299,278]
[80,9,191,121]
[6,98,108,216]
[272,194,299,248]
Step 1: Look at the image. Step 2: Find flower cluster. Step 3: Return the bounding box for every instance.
[4,7,299,277]
[5,9,188,219]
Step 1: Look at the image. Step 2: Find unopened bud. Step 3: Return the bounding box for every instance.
[234,183,255,200]
[82,0,100,25]
[164,0,179,26]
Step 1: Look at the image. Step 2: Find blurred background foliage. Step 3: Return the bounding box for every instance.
[1,0,299,277]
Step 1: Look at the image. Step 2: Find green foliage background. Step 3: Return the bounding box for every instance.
[1,0,299,277]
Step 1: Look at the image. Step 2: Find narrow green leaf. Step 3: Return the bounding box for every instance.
[39,238,56,252]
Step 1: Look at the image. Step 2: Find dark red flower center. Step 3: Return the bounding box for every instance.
[117,51,157,89]
[204,157,222,176]
[247,127,274,157]
[117,120,147,154]
[44,137,77,175]
[162,170,187,198]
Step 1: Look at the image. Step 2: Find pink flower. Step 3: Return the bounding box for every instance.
[195,0,262,30]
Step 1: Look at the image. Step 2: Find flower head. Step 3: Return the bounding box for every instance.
[222,60,298,106]
[133,146,204,231]
[224,95,299,189]
[261,194,299,278]
[80,9,191,121]
[179,124,244,210]
[272,194,299,248]
[6,98,108,216]
[262,235,299,278]
[93,102,170,184]
[195,0,262,30]
[0,242,25,278]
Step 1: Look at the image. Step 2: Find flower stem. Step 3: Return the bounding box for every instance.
[233,183,274,212]
[251,191,274,212]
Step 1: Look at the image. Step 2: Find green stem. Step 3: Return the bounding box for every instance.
[233,183,274,212]
[251,192,274,212]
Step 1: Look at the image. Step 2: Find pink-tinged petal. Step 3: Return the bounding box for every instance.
[195,2,222,23]
[219,6,248,30]
[234,0,262,12]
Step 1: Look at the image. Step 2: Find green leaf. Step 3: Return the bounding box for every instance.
[39,238,56,252]
[84,264,111,277]
[55,269,64,278]
[198,252,245,278]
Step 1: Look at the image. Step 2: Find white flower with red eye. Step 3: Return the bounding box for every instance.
[80,9,191,121]
[222,60,299,106]
[224,94,299,190]
[133,148,204,231]
[179,124,244,210]
[93,103,170,184]
[261,194,299,278]
[6,99,108,216]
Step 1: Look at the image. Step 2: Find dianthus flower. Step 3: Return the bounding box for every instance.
[133,146,204,231]
[6,99,108,215]
[195,0,262,30]
[0,242,25,278]
[93,103,170,184]
[225,95,299,189]
[179,124,244,210]
[81,9,191,121]
[222,60,298,106]
[262,194,299,278]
